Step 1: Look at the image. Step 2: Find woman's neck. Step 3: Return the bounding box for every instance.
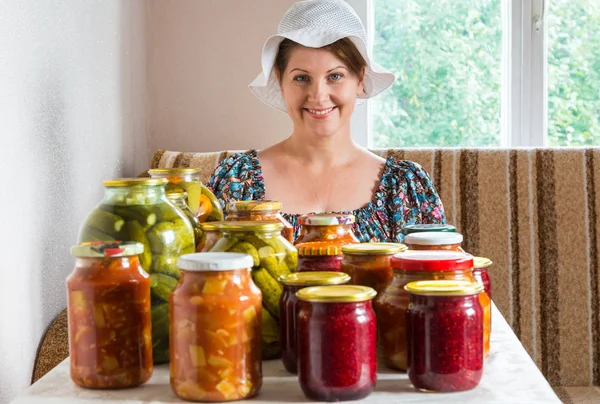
[282,132,361,169]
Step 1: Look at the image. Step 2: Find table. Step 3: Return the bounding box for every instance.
[11,305,561,403]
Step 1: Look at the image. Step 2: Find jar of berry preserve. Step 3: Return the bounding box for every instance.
[405,280,484,392]
[473,256,493,299]
[296,285,377,402]
[403,232,465,252]
[294,214,359,245]
[278,272,350,374]
[297,243,344,272]
[227,200,294,243]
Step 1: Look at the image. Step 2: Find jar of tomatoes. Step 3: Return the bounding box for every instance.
[148,168,224,222]
[375,251,491,370]
[66,241,152,388]
[297,285,377,401]
[227,200,294,243]
[402,223,457,235]
[294,213,359,245]
[278,272,350,374]
[405,280,484,392]
[197,222,221,252]
[340,243,407,295]
[170,252,262,401]
[167,190,203,251]
[473,256,493,299]
[403,232,465,252]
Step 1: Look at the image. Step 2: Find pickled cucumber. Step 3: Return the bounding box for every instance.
[146,222,178,255]
[210,237,239,252]
[111,205,157,229]
[150,273,179,301]
[121,220,152,270]
[229,241,260,267]
[251,268,282,319]
[83,209,124,237]
[261,307,281,360]
[151,255,180,279]
[151,303,170,364]
[78,226,115,242]
[259,246,291,279]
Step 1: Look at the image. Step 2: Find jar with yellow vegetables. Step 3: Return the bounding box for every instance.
[227,200,294,243]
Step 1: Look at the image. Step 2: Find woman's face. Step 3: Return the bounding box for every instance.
[279,46,364,139]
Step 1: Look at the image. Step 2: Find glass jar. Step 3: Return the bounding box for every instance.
[340,243,408,295]
[297,243,345,272]
[167,190,203,252]
[209,221,298,359]
[78,178,195,364]
[405,280,484,392]
[403,232,465,252]
[375,251,491,370]
[197,222,221,252]
[148,168,224,222]
[278,272,350,374]
[297,285,377,401]
[170,253,262,401]
[402,223,457,235]
[227,200,294,243]
[473,256,493,299]
[294,214,360,245]
[66,241,152,388]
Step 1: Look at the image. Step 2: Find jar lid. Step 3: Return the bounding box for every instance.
[391,251,474,271]
[211,220,284,233]
[177,252,253,271]
[342,242,407,255]
[403,224,457,235]
[298,213,355,226]
[200,222,219,231]
[296,285,377,303]
[228,200,282,212]
[297,242,342,256]
[473,256,493,269]
[71,241,144,257]
[166,190,188,200]
[102,178,167,187]
[404,280,483,296]
[148,168,200,175]
[279,272,350,286]
[403,232,463,246]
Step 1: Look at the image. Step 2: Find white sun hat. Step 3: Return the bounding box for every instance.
[248,0,396,113]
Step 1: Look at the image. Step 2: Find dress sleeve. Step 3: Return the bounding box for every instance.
[205,150,265,215]
[385,160,446,241]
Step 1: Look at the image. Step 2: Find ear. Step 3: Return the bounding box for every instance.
[357,66,366,96]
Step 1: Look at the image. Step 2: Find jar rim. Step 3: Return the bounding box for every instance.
[404,280,483,296]
[71,241,144,257]
[473,256,493,269]
[148,168,200,175]
[166,190,188,200]
[391,251,474,271]
[102,178,167,187]
[342,242,407,255]
[228,200,282,212]
[296,285,376,303]
[211,220,284,233]
[279,271,350,286]
[298,213,355,226]
[177,252,253,271]
[402,223,456,235]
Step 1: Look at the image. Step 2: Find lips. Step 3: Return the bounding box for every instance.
[304,107,336,119]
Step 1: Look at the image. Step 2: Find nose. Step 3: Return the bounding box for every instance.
[307,79,329,104]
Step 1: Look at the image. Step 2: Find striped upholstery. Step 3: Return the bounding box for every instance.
[151,147,600,392]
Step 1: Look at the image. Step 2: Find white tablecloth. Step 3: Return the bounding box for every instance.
[11,305,561,404]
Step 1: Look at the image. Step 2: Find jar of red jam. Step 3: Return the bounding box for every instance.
[294,213,359,245]
[473,256,493,299]
[227,200,294,243]
[297,285,377,401]
[296,243,345,272]
[405,280,484,392]
[402,223,457,236]
[278,272,350,374]
[403,232,465,252]
[375,251,491,370]
[66,241,152,389]
[340,243,407,295]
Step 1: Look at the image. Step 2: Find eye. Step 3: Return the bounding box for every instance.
[293,75,309,83]
[329,72,343,81]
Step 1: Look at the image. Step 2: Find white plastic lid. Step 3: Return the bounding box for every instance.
[404,232,463,246]
[177,252,254,271]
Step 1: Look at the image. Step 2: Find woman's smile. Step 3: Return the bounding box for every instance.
[304,106,337,119]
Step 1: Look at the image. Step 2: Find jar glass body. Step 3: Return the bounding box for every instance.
[297,253,343,272]
[170,268,262,401]
[197,227,221,253]
[169,195,203,252]
[66,256,152,388]
[473,267,492,299]
[405,242,465,252]
[228,209,294,244]
[295,223,359,246]
[297,300,376,401]
[78,183,195,364]
[406,293,483,391]
[375,268,491,370]
[340,254,395,295]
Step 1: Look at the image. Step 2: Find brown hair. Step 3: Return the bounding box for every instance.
[274,38,367,83]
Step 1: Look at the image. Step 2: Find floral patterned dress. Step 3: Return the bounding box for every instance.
[206,149,446,243]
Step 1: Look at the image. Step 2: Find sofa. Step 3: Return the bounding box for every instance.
[151,147,600,403]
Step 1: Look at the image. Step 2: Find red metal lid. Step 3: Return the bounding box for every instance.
[391,250,474,271]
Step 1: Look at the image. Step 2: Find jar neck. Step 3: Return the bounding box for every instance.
[74,256,138,270]
[230,210,280,219]
[151,172,200,183]
[410,293,480,308]
[392,268,475,281]
[103,185,166,205]
[180,268,250,281]
[306,299,373,316]
[222,230,280,239]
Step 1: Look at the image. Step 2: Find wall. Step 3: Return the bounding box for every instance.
[0,1,148,402]
[146,0,295,154]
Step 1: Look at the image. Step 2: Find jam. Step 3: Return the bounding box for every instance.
[297,245,344,272]
[473,257,493,299]
[405,280,484,392]
[297,285,377,401]
[278,272,350,374]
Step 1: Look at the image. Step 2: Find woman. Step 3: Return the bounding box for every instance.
[207,0,445,242]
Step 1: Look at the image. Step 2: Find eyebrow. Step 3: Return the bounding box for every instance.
[289,66,349,74]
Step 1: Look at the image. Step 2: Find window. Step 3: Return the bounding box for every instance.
[347,0,600,147]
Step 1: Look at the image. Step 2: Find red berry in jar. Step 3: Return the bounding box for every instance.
[297,243,345,272]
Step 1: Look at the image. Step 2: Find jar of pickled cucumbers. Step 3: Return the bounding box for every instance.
[197,222,221,252]
[167,190,202,252]
[78,178,195,364]
[170,253,262,401]
[148,168,224,222]
[278,272,350,374]
[374,251,491,370]
[295,214,359,245]
[405,280,484,392]
[67,241,152,388]
[227,200,294,243]
[209,221,299,359]
[340,243,407,295]
[402,223,457,236]
[404,232,465,252]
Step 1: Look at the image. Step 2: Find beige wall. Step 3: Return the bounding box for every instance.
[146,0,295,155]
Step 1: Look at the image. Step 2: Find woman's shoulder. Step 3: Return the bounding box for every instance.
[206,149,265,203]
[211,149,261,178]
[380,156,433,188]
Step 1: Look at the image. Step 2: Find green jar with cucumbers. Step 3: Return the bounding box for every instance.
[209,221,299,359]
[77,178,195,364]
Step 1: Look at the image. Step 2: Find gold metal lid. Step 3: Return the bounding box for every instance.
[278,271,350,286]
[148,168,200,175]
[228,200,282,212]
[200,222,219,231]
[296,285,377,303]
[297,242,343,256]
[342,242,407,255]
[166,190,188,200]
[102,178,167,187]
[473,256,493,269]
[71,241,144,257]
[211,220,284,233]
[404,280,484,296]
